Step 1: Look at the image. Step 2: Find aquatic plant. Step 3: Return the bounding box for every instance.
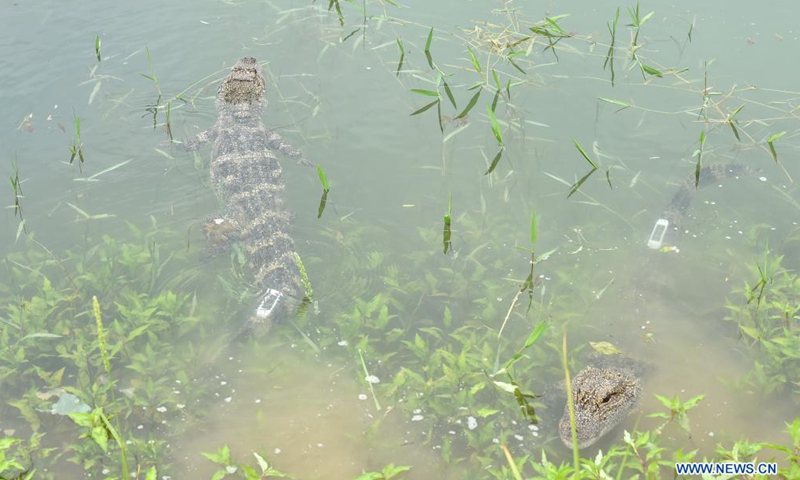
[725,246,800,404]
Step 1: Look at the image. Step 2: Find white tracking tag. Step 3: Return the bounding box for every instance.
[255,289,283,318]
[647,218,670,250]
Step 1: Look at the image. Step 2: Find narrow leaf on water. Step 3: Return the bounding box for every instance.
[491,88,500,112]
[599,97,630,108]
[317,165,330,192]
[484,149,503,175]
[573,139,598,169]
[567,167,598,198]
[455,90,480,119]
[410,99,439,116]
[443,79,457,109]
[425,27,434,52]
[95,35,101,62]
[411,88,440,97]
[317,190,329,218]
[467,46,482,73]
[529,210,538,245]
[436,98,444,133]
[396,37,405,76]
[641,64,663,77]
[487,104,504,145]
[341,28,360,43]
[767,131,786,162]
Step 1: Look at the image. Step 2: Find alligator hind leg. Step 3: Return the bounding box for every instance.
[202,214,240,259]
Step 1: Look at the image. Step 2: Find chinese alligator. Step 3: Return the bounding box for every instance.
[176,57,312,338]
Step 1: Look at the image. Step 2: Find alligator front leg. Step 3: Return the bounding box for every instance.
[174,126,219,152]
[266,130,313,167]
[202,215,240,259]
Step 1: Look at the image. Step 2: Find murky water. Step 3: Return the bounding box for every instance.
[2,0,799,478]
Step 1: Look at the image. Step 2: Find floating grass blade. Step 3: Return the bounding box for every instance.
[599,97,630,110]
[486,104,504,146]
[436,96,443,133]
[317,164,330,192]
[141,46,161,96]
[491,88,500,113]
[767,131,786,162]
[94,35,101,62]
[410,99,439,116]
[68,110,85,171]
[604,8,619,86]
[484,149,503,176]
[455,90,480,120]
[395,37,405,76]
[442,79,456,109]
[530,15,571,61]
[573,139,598,169]
[326,0,344,26]
[341,28,360,43]
[442,192,452,254]
[567,167,598,199]
[726,104,744,141]
[411,88,439,97]
[694,129,706,187]
[317,165,330,218]
[641,64,663,78]
[529,209,538,246]
[74,158,132,183]
[424,27,434,69]
[165,100,173,140]
[467,46,482,73]
[317,190,328,218]
[10,159,24,218]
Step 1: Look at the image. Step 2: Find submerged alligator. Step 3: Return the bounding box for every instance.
[176,57,312,337]
[648,164,759,249]
[558,354,644,449]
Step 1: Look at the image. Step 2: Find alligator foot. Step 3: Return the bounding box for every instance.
[202,215,240,259]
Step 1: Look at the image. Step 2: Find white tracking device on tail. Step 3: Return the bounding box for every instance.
[255,289,283,318]
[647,218,669,250]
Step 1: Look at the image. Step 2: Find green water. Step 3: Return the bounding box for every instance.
[1,1,799,479]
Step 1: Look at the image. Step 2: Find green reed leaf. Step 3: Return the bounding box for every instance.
[487,104,504,145]
[573,139,598,168]
[410,99,439,116]
[467,46,482,73]
[484,149,503,176]
[455,90,480,119]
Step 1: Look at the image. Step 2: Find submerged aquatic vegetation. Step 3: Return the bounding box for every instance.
[725,246,800,404]
[0,219,223,477]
